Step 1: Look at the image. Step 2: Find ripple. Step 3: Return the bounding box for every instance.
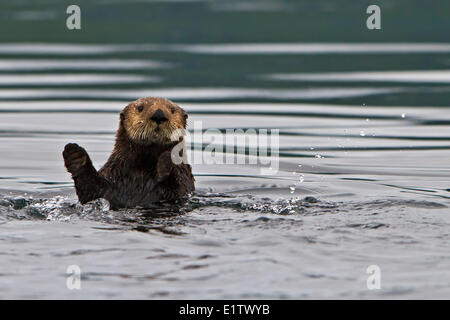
[0,87,405,100]
[0,74,158,86]
[10,10,58,21]
[2,42,450,55]
[0,59,171,71]
[265,70,450,83]
[174,43,450,55]
[210,1,289,12]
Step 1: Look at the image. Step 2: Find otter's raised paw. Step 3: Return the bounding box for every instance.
[63,143,90,175]
[156,150,174,183]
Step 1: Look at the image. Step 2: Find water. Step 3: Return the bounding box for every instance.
[0,0,449,299]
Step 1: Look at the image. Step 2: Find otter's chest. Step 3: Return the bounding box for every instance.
[109,167,161,207]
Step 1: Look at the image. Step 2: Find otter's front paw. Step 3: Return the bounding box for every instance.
[63,143,90,176]
[156,151,174,183]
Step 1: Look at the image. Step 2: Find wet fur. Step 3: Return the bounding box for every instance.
[63,97,195,209]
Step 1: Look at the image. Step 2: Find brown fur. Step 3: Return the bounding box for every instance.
[63,97,195,209]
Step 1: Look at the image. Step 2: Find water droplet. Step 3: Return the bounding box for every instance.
[298,175,304,183]
[310,147,314,150]
[360,131,366,137]
[401,113,406,118]
[315,154,322,159]
[365,118,370,122]
[289,186,295,194]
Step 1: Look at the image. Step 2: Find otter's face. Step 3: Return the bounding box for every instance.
[120,97,188,145]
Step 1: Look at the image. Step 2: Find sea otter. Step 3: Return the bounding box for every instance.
[62,97,195,209]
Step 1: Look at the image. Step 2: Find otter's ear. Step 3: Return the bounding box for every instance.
[181,110,188,128]
[120,104,130,121]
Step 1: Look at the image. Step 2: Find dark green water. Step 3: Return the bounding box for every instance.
[1,0,450,106]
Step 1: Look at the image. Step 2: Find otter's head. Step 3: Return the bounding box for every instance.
[120,97,188,145]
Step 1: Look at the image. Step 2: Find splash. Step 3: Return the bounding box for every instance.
[0,193,446,227]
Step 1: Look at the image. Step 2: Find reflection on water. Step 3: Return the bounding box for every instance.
[0,0,449,299]
[0,59,171,70]
[3,42,450,55]
[0,87,408,100]
[0,74,158,85]
[265,70,450,83]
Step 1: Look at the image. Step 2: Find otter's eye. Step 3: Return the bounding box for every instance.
[137,105,144,113]
[170,106,176,114]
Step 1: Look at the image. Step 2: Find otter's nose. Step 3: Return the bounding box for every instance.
[150,109,168,124]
